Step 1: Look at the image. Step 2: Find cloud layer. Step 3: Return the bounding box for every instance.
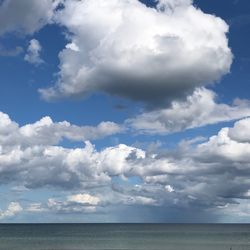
[39,0,232,105]
[1,110,250,221]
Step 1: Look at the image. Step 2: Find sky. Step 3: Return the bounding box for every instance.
[0,0,250,223]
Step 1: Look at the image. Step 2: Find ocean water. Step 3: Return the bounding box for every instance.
[0,224,249,250]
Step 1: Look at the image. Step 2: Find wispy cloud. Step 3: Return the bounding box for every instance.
[24,39,44,66]
[0,45,23,57]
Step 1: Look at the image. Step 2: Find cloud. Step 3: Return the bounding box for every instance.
[0,202,23,219]
[39,0,232,105]
[24,39,44,65]
[47,194,100,214]
[1,109,250,220]
[0,0,61,35]
[228,118,250,143]
[67,194,100,205]
[0,111,123,189]
[27,203,46,212]
[5,142,144,189]
[0,45,23,57]
[119,193,159,207]
[128,88,250,134]
[196,123,250,163]
[0,111,122,147]
[44,191,157,216]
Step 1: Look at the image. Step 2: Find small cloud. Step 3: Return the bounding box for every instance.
[65,42,80,52]
[125,195,157,206]
[27,203,46,212]
[47,195,99,214]
[24,39,44,66]
[0,202,23,220]
[0,45,23,57]
[67,194,100,206]
[11,186,29,192]
[165,185,174,193]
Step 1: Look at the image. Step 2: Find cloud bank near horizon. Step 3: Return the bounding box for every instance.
[1,110,250,221]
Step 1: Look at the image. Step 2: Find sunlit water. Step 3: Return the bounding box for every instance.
[0,224,249,250]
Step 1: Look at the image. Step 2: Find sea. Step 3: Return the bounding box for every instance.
[0,224,249,250]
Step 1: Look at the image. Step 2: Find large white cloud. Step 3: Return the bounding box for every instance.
[128,88,250,134]
[0,0,61,35]
[40,0,232,105]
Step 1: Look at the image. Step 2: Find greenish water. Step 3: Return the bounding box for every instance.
[0,224,249,250]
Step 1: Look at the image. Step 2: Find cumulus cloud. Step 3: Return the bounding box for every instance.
[0,111,122,148]
[1,109,250,220]
[197,124,250,163]
[228,118,250,143]
[0,111,123,188]
[0,0,60,35]
[0,202,23,219]
[0,111,123,189]
[40,0,232,105]
[128,88,250,134]
[24,39,44,65]
[0,141,145,189]
[0,112,169,190]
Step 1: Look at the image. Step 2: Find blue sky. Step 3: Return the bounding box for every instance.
[0,0,250,223]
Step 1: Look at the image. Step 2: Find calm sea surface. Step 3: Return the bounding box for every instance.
[0,224,249,250]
